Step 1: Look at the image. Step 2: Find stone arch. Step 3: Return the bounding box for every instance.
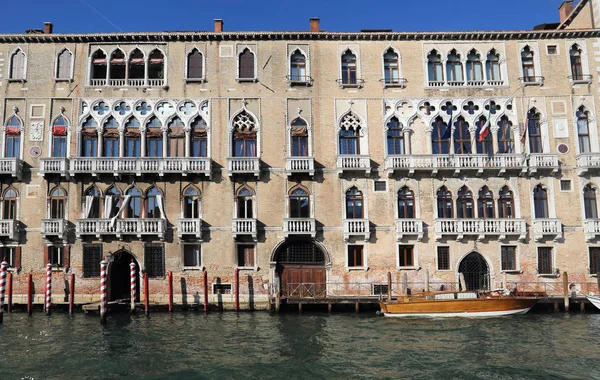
[107,249,141,302]
[457,251,491,290]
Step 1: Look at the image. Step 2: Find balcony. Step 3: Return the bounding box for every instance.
[529,154,559,174]
[520,76,544,86]
[434,218,527,242]
[232,218,257,241]
[286,75,314,86]
[395,219,424,242]
[285,157,315,176]
[343,219,370,242]
[0,158,23,180]
[41,219,68,241]
[384,154,527,177]
[584,219,600,242]
[576,153,600,175]
[568,74,593,84]
[92,79,166,88]
[0,219,19,241]
[532,218,562,242]
[336,78,365,89]
[227,157,260,177]
[177,218,203,240]
[337,155,371,176]
[75,218,166,240]
[380,78,407,88]
[39,158,69,178]
[69,157,211,177]
[283,218,316,238]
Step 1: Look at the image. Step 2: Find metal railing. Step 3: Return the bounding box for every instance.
[286,74,314,85]
[568,74,593,83]
[520,76,544,85]
[379,78,407,87]
[336,78,365,88]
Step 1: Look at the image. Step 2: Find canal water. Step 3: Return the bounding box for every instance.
[1,311,600,380]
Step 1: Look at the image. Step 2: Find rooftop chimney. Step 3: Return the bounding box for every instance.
[214,19,223,33]
[559,1,574,23]
[310,18,320,32]
[44,22,53,34]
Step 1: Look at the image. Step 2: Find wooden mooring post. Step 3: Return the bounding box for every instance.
[424,269,430,293]
[563,272,569,312]
[7,271,12,313]
[203,269,208,312]
[27,274,32,316]
[167,271,173,312]
[144,272,149,317]
[68,273,75,316]
[275,292,281,312]
[387,272,392,301]
[459,273,467,291]
[402,272,408,295]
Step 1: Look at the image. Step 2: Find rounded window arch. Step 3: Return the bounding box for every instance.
[533,184,549,218]
[570,44,583,80]
[486,49,501,81]
[290,49,307,81]
[387,117,404,155]
[56,48,73,80]
[125,186,142,219]
[109,48,126,80]
[527,108,542,153]
[446,49,463,83]
[2,186,18,220]
[232,110,257,157]
[427,49,443,82]
[183,185,201,219]
[345,187,364,219]
[145,186,163,219]
[397,186,415,219]
[341,49,357,85]
[49,186,67,219]
[90,49,107,81]
[236,185,255,218]
[128,48,145,82]
[577,106,591,154]
[498,186,514,218]
[289,185,310,218]
[5,115,22,158]
[457,186,474,218]
[437,186,453,218]
[84,185,102,219]
[584,184,598,219]
[478,186,494,218]
[383,48,400,84]
[466,49,483,82]
[290,117,309,157]
[104,186,122,218]
[187,48,204,80]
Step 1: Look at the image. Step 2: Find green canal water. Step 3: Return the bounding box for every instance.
[1,311,600,380]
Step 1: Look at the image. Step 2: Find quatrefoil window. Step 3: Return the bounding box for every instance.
[485,101,501,114]
[156,102,175,116]
[463,101,479,115]
[136,102,152,115]
[114,102,131,115]
[93,102,109,115]
[441,102,457,115]
[420,102,435,115]
[179,102,197,116]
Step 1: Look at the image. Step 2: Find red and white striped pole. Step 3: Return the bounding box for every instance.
[100,258,107,323]
[45,262,52,315]
[0,259,8,323]
[129,259,136,314]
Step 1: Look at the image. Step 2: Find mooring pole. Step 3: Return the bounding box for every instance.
[130,260,136,314]
[596,272,600,294]
[27,273,32,316]
[45,262,52,316]
[0,259,8,324]
[167,271,173,312]
[275,292,281,312]
[144,272,149,317]
[424,269,430,293]
[68,273,75,316]
[402,272,408,295]
[100,258,107,323]
[234,268,240,312]
[563,271,569,312]
[203,269,208,312]
[387,271,392,302]
[7,271,13,313]
[459,273,467,291]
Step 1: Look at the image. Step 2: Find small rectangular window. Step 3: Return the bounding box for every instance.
[437,246,450,270]
[537,247,554,275]
[1,247,16,268]
[560,180,572,192]
[398,245,414,267]
[501,246,517,271]
[347,245,364,267]
[213,283,232,294]
[373,181,387,192]
[82,243,102,278]
[546,45,558,55]
[49,246,63,267]
[590,247,600,275]
[237,244,255,268]
[144,243,165,278]
[183,244,202,268]
[372,284,388,296]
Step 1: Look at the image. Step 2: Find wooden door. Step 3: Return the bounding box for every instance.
[281,265,326,298]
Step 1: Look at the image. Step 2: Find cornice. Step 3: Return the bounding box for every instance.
[0,29,598,44]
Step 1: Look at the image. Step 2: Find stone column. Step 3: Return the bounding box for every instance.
[162,127,168,158]
[403,129,412,154]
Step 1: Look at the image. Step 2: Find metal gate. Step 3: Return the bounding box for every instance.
[458,252,490,291]
[277,241,326,298]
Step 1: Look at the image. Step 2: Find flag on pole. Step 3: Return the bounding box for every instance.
[478,108,492,142]
[520,112,529,144]
[441,105,453,139]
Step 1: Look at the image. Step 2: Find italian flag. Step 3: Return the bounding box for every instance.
[478,109,492,142]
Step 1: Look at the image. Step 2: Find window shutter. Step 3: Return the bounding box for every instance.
[244,246,254,267]
[239,50,255,79]
[187,51,203,79]
[63,245,71,270]
[11,51,25,79]
[43,246,49,265]
[57,50,72,79]
[14,246,21,269]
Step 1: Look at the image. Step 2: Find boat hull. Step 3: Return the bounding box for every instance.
[379,297,537,318]
[586,295,600,310]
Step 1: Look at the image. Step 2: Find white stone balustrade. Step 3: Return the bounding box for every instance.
[227,157,260,177]
[232,218,257,241]
[385,154,527,176]
[532,218,562,242]
[177,218,203,240]
[283,218,316,238]
[39,158,69,177]
[434,218,527,241]
[76,218,166,240]
[337,155,371,176]
[529,153,559,174]
[576,154,600,175]
[70,157,211,177]
[285,157,315,176]
[0,158,23,180]
[41,219,68,241]
[584,219,600,242]
[395,219,424,241]
[0,220,18,241]
[343,219,370,241]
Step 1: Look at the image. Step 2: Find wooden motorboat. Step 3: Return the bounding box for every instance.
[379,291,538,318]
[586,294,600,310]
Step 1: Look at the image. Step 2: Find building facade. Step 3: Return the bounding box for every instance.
[1,0,600,306]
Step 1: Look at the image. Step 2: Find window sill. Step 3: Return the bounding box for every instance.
[436,269,452,272]
[236,266,258,271]
[397,266,420,271]
[501,270,523,274]
[185,78,206,83]
[183,266,204,271]
[346,266,368,272]
[571,80,592,85]
[236,78,258,83]
[6,79,26,83]
[590,274,598,277]
[54,78,73,83]
[537,273,559,278]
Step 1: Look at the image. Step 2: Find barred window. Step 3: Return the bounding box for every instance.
[537,247,553,275]
[590,247,600,275]
[83,244,102,278]
[437,246,450,270]
[145,243,165,278]
[501,246,517,271]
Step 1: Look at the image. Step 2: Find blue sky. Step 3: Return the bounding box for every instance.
[3,0,571,34]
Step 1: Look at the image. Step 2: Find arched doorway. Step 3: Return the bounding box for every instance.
[109,250,140,302]
[275,240,326,298]
[458,252,490,291]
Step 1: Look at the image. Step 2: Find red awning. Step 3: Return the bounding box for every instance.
[5,127,20,135]
[93,58,107,65]
[130,58,145,64]
[52,126,67,136]
[150,58,164,64]
[110,58,125,64]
